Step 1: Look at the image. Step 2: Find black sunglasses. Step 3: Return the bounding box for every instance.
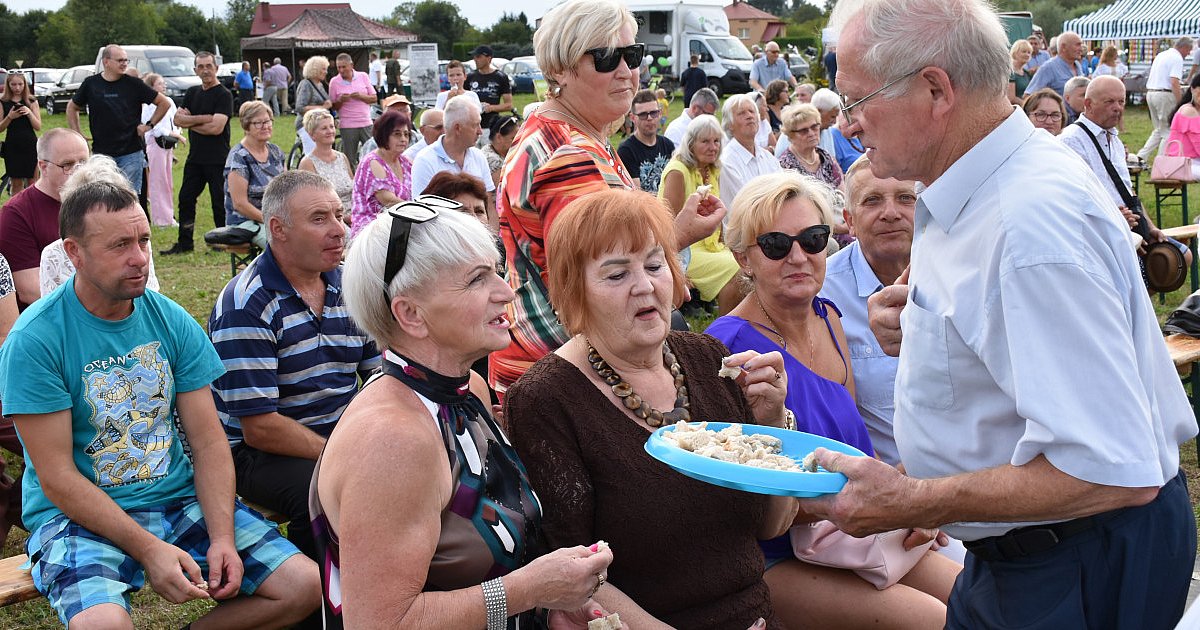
[755,225,832,260]
[585,43,646,73]
[382,195,464,290]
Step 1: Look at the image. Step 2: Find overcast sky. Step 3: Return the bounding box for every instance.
[2,0,559,31]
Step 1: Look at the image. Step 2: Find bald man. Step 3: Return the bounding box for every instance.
[750,41,797,91]
[1023,30,1086,97]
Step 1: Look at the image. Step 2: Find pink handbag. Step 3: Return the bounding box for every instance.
[789,521,933,590]
[1151,140,1193,181]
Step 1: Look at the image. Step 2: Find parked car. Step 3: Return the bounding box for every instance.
[44,65,96,115]
[24,68,66,109]
[501,57,543,94]
[94,45,200,106]
[787,53,811,81]
[216,62,248,108]
[438,59,476,91]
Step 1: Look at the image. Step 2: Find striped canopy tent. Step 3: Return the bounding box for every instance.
[1064,0,1200,40]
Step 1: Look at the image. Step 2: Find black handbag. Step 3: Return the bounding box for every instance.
[154,135,179,150]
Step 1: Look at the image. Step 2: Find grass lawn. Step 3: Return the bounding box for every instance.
[0,96,1198,627]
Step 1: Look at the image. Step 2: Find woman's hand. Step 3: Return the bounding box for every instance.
[547,600,618,629]
[723,349,788,426]
[675,190,726,250]
[512,543,614,612]
[902,527,949,551]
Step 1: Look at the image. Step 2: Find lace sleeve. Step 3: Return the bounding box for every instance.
[39,240,74,297]
[0,254,12,299]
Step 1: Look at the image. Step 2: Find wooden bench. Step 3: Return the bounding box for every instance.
[1150,178,1191,229]
[207,242,261,277]
[0,502,285,609]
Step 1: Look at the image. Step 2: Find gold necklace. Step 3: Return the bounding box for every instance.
[757,294,815,368]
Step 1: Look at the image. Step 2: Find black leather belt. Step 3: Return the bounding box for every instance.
[1148,89,1172,92]
[964,515,1104,562]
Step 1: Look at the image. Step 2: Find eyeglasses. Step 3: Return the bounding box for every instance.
[382,195,464,290]
[633,109,661,120]
[248,119,273,128]
[839,68,920,126]
[788,123,821,135]
[421,123,444,131]
[1031,111,1063,122]
[44,159,83,172]
[755,225,832,260]
[585,43,646,73]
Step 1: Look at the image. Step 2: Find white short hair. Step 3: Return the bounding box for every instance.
[534,0,638,93]
[343,206,500,348]
[810,88,841,112]
[444,94,480,131]
[829,0,1010,98]
[722,94,758,137]
[673,114,722,169]
[1064,76,1090,94]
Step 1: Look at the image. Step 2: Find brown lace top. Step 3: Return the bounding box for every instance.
[505,331,782,629]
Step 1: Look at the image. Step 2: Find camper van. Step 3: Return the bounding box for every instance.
[630,0,755,97]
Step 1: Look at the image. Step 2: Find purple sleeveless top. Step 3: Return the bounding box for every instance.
[706,297,875,561]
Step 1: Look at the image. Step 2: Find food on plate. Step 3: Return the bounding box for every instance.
[801,451,819,472]
[589,613,623,629]
[660,421,809,472]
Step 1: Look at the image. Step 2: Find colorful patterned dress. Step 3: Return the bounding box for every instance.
[490,109,634,395]
[309,349,544,628]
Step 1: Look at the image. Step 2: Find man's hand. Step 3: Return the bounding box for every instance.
[797,448,930,536]
[137,123,151,136]
[868,266,909,356]
[205,537,245,600]
[142,540,212,604]
[1118,205,1140,230]
[674,190,726,250]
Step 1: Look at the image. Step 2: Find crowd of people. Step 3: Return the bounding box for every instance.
[0,0,1198,628]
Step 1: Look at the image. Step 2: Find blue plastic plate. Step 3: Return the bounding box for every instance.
[644,422,867,497]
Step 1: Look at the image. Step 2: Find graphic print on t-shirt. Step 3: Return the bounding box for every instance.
[81,341,176,487]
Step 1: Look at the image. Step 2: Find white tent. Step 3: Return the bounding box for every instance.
[1064,0,1200,40]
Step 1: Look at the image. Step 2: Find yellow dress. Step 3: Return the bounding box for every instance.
[658,159,739,302]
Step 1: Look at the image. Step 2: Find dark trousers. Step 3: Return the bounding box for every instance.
[231,444,317,563]
[178,160,226,230]
[948,471,1196,629]
[237,88,253,105]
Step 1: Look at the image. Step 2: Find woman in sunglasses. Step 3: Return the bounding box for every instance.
[310,198,615,629]
[506,188,795,629]
[483,116,520,188]
[707,172,958,628]
[492,0,641,397]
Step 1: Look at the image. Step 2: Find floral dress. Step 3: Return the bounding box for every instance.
[351,151,411,237]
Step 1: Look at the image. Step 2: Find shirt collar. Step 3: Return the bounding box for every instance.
[918,108,1032,232]
[1076,113,1113,136]
[725,139,757,165]
[848,242,885,298]
[431,137,455,164]
[258,245,340,296]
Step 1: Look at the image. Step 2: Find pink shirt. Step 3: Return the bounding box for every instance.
[1168,112,1200,158]
[329,71,374,128]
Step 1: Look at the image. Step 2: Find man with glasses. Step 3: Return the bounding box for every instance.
[750,41,798,92]
[404,108,444,161]
[0,129,89,308]
[664,87,718,145]
[803,1,1197,626]
[162,51,233,255]
[618,89,675,193]
[67,44,170,195]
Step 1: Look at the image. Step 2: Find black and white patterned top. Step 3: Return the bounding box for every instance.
[0,254,13,299]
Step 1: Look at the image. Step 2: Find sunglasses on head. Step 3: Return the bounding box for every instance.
[755,225,831,260]
[382,195,464,290]
[585,43,646,73]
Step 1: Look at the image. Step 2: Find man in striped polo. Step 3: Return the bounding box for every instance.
[209,171,379,566]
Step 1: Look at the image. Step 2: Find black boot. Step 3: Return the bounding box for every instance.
[161,224,194,255]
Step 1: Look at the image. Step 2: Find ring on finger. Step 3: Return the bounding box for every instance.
[774,370,782,382]
[589,572,605,598]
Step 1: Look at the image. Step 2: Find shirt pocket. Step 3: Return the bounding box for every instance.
[896,298,955,410]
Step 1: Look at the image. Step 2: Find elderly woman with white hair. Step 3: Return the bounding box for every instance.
[720,93,781,207]
[309,197,615,629]
[660,114,742,314]
[491,0,642,396]
[707,171,960,629]
[294,56,333,155]
[298,109,354,216]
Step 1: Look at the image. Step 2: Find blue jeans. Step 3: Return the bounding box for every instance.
[111,151,147,194]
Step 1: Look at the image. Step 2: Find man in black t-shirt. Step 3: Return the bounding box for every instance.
[467,45,513,138]
[618,90,675,194]
[162,51,234,255]
[681,54,708,109]
[68,44,171,195]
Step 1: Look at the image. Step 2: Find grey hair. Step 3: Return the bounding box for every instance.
[36,127,86,161]
[810,88,841,112]
[303,108,335,135]
[726,171,839,256]
[534,0,638,93]
[689,87,719,111]
[1064,76,1090,95]
[303,56,329,82]
[829,0,1010,98]
[673,114,723,169]
[342,206,500,348]
[781,102,821,131]
[59,155,139,240]
[722,94,758,138]
[444,94,479,131]
[419,108,442,127]
[1179,37,1195,49]
[260,170,335,243]
[843,154,872,211]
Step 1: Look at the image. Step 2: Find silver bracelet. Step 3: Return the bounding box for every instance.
[481,577,507,630]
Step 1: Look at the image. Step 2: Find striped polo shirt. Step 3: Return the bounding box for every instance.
[209,246,380,446]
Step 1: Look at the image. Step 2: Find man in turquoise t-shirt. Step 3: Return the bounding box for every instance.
[0,162,320,628]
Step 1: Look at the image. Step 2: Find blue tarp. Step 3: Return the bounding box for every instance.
[1064,0,1200,40]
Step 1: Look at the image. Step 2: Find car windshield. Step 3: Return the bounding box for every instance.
[35,72,61,84]
[706,37,753,61]
[150,55,195,77]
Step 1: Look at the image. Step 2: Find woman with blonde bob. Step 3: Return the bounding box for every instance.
[1007,39,1033,105]
[491,0,640,396]
[298,109,354,215]
[310,201,615,629]
[506,188,796,629]
[706,171,960,629]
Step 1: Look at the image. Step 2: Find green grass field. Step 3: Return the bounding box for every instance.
[0,96,1198,627]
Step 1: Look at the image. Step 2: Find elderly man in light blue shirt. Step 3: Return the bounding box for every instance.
[809,1,1197,626]
[1023,30,1086,96]
[749,41,797,91]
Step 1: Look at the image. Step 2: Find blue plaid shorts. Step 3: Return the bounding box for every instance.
[26,498,300,625]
